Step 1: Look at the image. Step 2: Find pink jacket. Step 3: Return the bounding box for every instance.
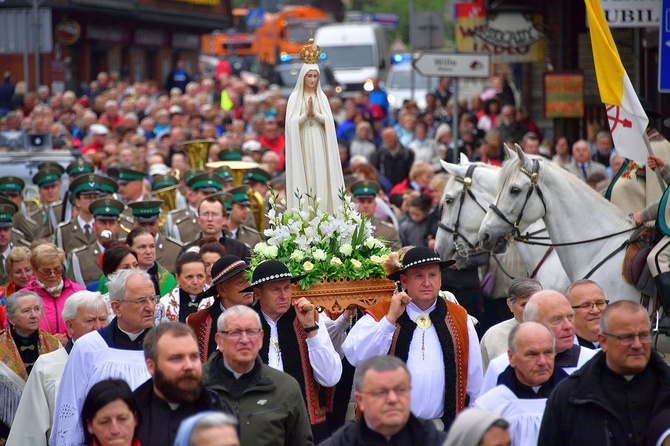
[23,277,84,336]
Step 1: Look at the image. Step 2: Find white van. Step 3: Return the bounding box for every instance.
[315,23,389,95]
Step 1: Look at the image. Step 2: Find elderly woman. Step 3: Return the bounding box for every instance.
[24,243,84,344]
[0,290,61,441]
[0,247,34,328]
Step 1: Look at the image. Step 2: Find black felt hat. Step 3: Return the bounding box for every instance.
[202,255,250,298]
[387,246,455,280]
[242,260,305,293]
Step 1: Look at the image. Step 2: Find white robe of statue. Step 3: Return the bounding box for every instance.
[285,63,345,214]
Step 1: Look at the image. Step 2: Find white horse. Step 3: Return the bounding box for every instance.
[435,159,570,292]
[478,147,641,303]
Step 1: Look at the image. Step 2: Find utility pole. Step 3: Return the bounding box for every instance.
[26,0,45,88]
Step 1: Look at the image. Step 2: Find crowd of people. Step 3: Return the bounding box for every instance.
[0,61,668,446]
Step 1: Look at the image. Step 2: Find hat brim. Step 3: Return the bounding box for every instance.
[202,264,251,298]
[39,180,59,188]
[94,215,119,221]
[136,215,159,223]
[241,274,305,293]
[0,221,12,228]
[387,259,456,281]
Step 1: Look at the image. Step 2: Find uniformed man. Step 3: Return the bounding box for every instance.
[14,166,64,243]
[98,176,119,199]
[173,172,224,244]
[350,180,401,250]
[179,193,250,260]
[55,173,100,253]
[67,197,125,287]
[128,200,183,273]
[0,176,25,209]
[226,185,262,250]
[243,167,272,231]
[0,196,30,284]
[212,166,234,192]
[117,166,150,205]
[169,169,204,230]
[61,158,97,221]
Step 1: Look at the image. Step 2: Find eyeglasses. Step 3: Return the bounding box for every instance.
[201,212,223,219]
[218,329,262,339]
[360,385,410,399]
[571,300,610,311]
[37,267,63,276]
[119,295,160,306]
[601,331,652,345]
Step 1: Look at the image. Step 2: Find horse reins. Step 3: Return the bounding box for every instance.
[437,164,488,256]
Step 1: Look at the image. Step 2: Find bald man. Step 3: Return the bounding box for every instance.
[479,290,597,395]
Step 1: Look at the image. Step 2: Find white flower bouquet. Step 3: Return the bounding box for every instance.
[250,190,392,290]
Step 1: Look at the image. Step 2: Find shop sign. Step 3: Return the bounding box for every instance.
[86,25,129,43]
[455,2,544,63]
[55,19,80,46]
[599,0,661,27]
[134,29,168,47]
[172,32,201,51]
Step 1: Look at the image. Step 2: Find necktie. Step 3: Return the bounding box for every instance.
[84,224,91,237]
[580,163,587,178]
[0,255,5,277]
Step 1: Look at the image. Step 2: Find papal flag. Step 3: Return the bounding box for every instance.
[585,0,649,164]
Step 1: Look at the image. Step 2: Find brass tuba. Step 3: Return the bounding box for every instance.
[153,184,179,232]
[175,139,217,171]
[22,185,42,215]
[248,189,266,233]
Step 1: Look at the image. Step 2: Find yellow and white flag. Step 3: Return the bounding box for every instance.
[585,0,649,164]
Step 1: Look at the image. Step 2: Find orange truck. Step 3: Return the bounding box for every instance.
[255,6,333,79]
[201,9,256,58]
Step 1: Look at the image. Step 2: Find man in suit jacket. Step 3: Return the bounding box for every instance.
[565,139,607,182]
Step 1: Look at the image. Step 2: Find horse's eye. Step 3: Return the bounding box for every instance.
[510,186,521,195]
[444,198,453,205]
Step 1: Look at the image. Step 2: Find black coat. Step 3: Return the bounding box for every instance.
[538,350,670,446]
[133,378,229,446]
[319,414,446,446]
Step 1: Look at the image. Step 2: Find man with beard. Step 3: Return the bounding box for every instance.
[134,322,228,446]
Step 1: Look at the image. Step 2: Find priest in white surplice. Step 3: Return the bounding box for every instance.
[49,270,156,446]
[480,290,596,396]
[476,322,568,446]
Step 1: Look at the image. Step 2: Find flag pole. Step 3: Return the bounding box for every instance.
[643,131,666,189]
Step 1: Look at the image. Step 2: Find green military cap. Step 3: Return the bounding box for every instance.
[209,192,233,212]
[128,200,163,223]
[33,168,63,188]
[218,149,243,161]
[98,176,119,196]
[37,162,66,176]
[117,166,146,184]
[184,169,206,186]
[69,173,101,197]
[350,180,381,199]
[0,196,18,228]
[66,158,96,178]
[243,167,272,185]
[151,174,179,192]
[228,185,251,206]
[89,198,125,220]
[213,166,234,183]
[0,176,25,196]
[188,172,223,194]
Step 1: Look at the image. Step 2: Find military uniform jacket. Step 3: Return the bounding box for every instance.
[230,225,263,251]
[0,232,31,285]
[67,242,104,286]
[173,211,200,244]
[155,232,184,273]
[13,202,63,242]
[55,220,97,254]
[371,217,400,250]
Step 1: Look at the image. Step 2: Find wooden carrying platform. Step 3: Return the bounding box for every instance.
[291,277,395,313]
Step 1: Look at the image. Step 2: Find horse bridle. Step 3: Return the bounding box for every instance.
[488,159,547,238]
[438,164,488,256]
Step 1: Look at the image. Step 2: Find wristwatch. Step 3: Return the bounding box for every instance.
[304,323,319,333]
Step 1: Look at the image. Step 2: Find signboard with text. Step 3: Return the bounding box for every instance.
[600,0,661,27]
[660,0,670,91]
[413,52,490,78]
[544,72,584,119]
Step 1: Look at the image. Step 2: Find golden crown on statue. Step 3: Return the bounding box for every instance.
[300,38,322,64]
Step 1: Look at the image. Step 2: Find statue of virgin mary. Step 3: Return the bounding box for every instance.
[285,39,345,214]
